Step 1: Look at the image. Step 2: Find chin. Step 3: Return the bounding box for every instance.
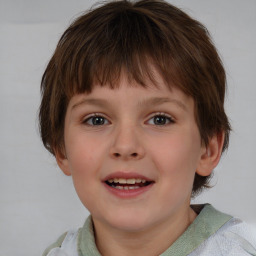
[103,211,156,233]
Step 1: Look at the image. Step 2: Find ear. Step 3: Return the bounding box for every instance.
[54,148,72,176]
[196,132,225,177]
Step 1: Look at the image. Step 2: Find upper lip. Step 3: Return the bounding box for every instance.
[103,171,154,182]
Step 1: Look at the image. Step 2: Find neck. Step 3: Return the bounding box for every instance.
[93,206,197,256]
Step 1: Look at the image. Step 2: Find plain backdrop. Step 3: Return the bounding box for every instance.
[0,0,256,255]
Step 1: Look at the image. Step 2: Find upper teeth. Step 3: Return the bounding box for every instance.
[108,178,146,184]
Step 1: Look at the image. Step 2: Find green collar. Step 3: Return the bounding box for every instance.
[160,204,232,255]
[78,204,232,256]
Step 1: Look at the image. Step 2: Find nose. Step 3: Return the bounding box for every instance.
[109,124,145,161]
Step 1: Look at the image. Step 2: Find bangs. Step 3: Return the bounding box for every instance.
[55,5,183,98]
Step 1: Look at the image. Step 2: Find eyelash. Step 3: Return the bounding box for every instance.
[82,112,175,126]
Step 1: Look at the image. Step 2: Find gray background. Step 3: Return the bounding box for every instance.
[0,0,255,255]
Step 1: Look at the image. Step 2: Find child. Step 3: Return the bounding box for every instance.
[39,0,256,255]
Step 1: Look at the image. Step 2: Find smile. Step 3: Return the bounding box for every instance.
[103,173,155,198]
[105,178,152,190]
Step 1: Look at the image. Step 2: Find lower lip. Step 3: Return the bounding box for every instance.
[103,182,154,198]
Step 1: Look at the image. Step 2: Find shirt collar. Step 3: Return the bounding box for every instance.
[78,204,232,256]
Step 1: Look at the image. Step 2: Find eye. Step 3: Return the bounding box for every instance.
[83,114,110,126]
[147,113,174,126]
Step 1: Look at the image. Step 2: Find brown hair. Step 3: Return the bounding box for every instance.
[39,0,231,196]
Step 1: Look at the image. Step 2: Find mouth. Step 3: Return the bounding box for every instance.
[105,178,154,190]
[103,173,155,198]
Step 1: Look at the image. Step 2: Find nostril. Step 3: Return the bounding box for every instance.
[112,152,138,158]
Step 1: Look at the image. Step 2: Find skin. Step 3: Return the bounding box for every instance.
[56,72,224,256]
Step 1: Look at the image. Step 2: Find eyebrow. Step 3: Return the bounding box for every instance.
[137,97,187,111]
[71,97,187,111]
[72,98,109,110]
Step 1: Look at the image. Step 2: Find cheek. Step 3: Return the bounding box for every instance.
[65,130,105,167]
[149,130,202,177]
[65,135,106,208]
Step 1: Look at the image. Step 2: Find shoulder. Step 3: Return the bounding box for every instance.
[42,232,67,256]
[42,229,80,256]
[191,217,256,255]
[218,218,256,254]
[41,216,94,256]
[171,204,256,256]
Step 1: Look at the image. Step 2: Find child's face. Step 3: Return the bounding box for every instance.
[57,72,211,233]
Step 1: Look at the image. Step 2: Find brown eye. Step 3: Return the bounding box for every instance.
[154,116,169,125]
[147,114,174,126]
[84,115,109,126]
